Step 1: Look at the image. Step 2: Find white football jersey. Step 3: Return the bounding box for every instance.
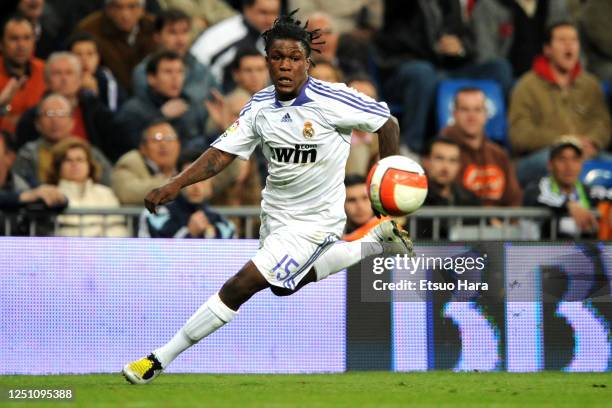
[212,77,390,235]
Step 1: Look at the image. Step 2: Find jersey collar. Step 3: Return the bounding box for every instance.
[273,76,313,108]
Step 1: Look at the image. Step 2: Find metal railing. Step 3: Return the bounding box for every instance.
[0,206,566,240]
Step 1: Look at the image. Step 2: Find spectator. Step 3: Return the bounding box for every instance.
[190,0,280,88]
[139,148,235,238]
[76,0,158,92]
[576,0,612,81]
[472,0,569,77]
[13,93,113,186]
[156,0,238,40]
[419,137,480,238]
[290,0,383,35]
[16,0,63,59]
[442,87,523,206]
[309,60,343,83]
[229,47,269,95]
[133,8,218,105]
[0,129,65,212]
[15,52,123,162]
[0,15,46,134]
[509,21,611,187]
[305,12,339,64]
[116,50,208,150]
[47,137,129,237]
[345,75,380,176]
[523,137,598,238]
[67,32,127,113]
[342,174,388,241]
[374,0,513,154]
[112,119,180,205]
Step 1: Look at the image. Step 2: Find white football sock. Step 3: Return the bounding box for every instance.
[313,235,383,281]
[153,292,237,368]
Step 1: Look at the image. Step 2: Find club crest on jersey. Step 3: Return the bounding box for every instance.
[302,121,314,139]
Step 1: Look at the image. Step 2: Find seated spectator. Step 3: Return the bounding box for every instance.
[442,87,522,206]
[156,0,237,38]
[374,0,513,154]
[523,137,598,238]
[67,32,127,112]
[577,0,612,81]
[345,74,379,176]
[229,47,269,95]
[132,8,218,105]
[419,137,480,238]
[16,0,63,59]
[13,93,112,186]
[190,0,280,87]
[112,119,180,205]
[15,52,123,162]
[309,60,343,83]
[305,12,339,64]
[0,14,46,134]
[0,129,65,211]
[76,0,158,92]
[342,174,388,241]
[47,137,129,237]
[472,0,569,77]
[509,21,611,187]
[139,148,235,238]
[291,1,383,35]
[116,50,208,150]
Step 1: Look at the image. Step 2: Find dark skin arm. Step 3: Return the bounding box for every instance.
[144,147,236,214]
[376,116,400,158]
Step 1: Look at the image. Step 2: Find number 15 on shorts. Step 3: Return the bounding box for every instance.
[272,255,299,281]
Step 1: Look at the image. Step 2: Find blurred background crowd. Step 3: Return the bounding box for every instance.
[0,0,611,240]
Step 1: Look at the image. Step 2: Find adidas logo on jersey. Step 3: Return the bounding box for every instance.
[271,144,317,163]
[281,113,292,123]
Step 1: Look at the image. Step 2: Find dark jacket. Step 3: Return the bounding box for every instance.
[417,181,481,239]
[374,0,477,70]
[139,194,235,239]
[523,176,597,239]
[115,88,208,150]
[15,91,126,162]
[76,10,158,92]
[95,66,128,113]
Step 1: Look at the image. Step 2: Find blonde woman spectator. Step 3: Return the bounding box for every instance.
[48,137,129,237]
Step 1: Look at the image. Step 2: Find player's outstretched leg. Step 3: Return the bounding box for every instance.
[313,220,414,282]
[122,261,269,384]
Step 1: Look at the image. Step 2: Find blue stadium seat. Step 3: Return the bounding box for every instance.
[436,79,507,147]
[581,159,612,189]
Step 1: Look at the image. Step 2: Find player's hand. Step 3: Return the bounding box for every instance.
[567,201,598,232]
[161,98,189,119]
[144,181,181,214]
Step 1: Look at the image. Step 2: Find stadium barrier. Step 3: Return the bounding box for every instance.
[1,239,609,374]
[0,206,567,239]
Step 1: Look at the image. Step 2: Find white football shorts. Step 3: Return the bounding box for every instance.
[252,221,338,290]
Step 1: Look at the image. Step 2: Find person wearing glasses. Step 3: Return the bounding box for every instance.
[112,119,181,205]
[12,93,113,186]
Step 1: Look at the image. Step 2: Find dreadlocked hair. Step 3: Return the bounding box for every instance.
[261,9,324,59]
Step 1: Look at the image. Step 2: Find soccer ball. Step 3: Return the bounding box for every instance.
[366,155,428,216]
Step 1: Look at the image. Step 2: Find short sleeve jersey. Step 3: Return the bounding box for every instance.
[212,77,390,234]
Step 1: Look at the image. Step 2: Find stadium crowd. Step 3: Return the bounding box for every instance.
[0,0,611,240]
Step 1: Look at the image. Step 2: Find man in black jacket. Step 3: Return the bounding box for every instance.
[374,0,513,154]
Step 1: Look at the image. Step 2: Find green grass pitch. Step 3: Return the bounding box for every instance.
[1,372,610,408]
